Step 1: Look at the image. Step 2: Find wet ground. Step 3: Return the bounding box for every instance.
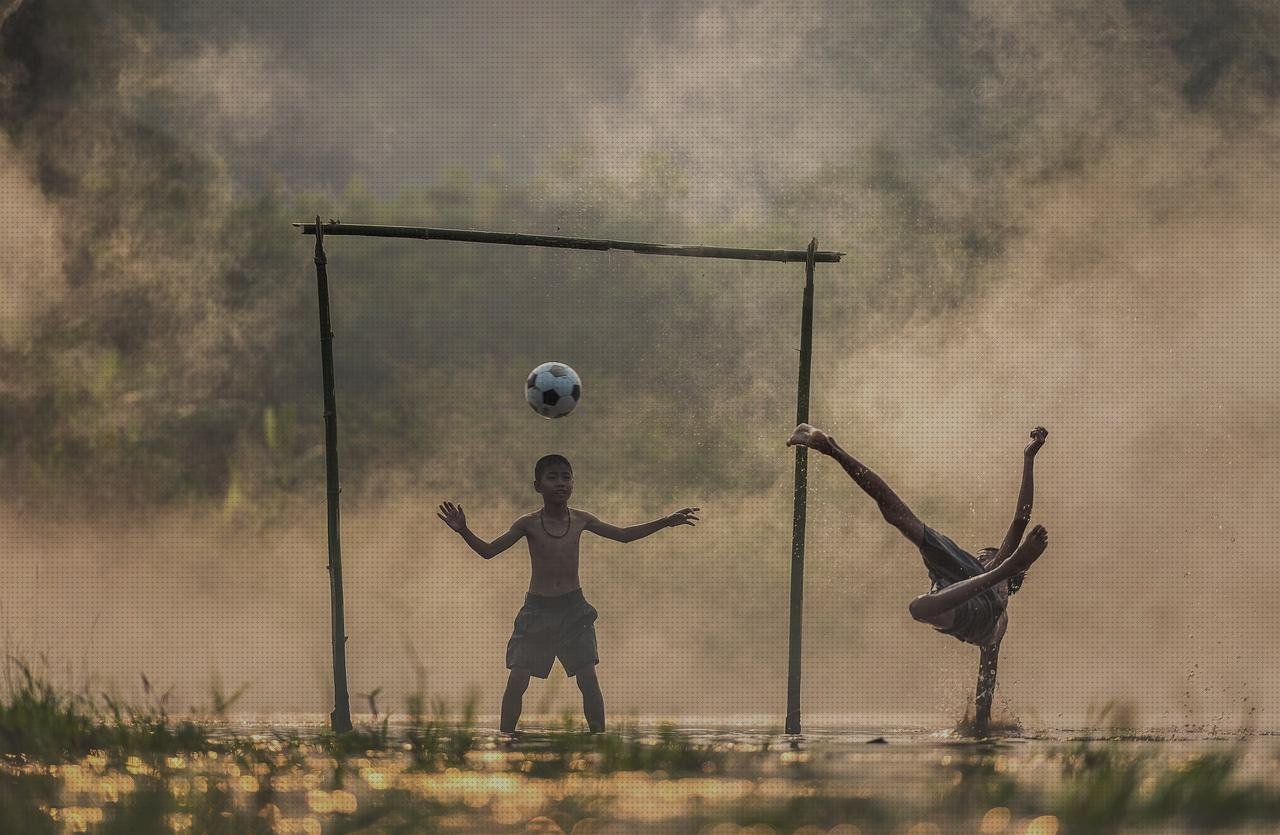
[7,719,1280,833]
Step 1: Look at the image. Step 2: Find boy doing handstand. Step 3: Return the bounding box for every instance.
[438,454,699,734]
[786,424,1050,734]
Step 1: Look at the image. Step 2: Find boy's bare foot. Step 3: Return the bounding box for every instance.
[1008,524,1048,571]
[787,424,834,456]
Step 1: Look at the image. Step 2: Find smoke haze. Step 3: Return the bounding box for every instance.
[2,0,1278,729]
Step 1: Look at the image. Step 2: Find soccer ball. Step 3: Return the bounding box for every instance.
[525,362,582,419]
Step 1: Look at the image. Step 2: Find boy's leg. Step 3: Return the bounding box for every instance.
[788,424,926,545]
[974,638,1002,736]
[575,665,605,733]
[501,669,532,734]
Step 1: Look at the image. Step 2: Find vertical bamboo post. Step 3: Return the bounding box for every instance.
[975,644,999,736]
[314,217,354,733]
[785,238,818,735]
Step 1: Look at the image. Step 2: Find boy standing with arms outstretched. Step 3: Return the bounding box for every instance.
[438,454,699,734]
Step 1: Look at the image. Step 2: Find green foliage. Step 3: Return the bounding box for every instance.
[98,770,279,835]
[1050,742,1280,833]
[325,789,453,834]
[6,0,1028,516]
[0,659,226,762]
[1137,749,1280,828]
[8,156,811,514]
[403,693,478,771]
[937,747,1039,818]
[590,722,719,775]
[0,0,842,514]
[0,674,1279,834]
[0,659,103,761]
[724,793,892,832]
[0,769,59,834]
[99,695,209,766]
[1054,743,1147,832]
[515,715,724,777]
[320,719,392,761]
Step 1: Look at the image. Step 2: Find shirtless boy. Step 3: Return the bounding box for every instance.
[786,424,1050,732]
[438,454,699,734]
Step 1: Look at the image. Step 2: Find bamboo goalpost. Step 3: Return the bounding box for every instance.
[297,218,843,734]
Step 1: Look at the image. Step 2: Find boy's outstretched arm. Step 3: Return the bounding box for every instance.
[438,501,525,560]
[993,427,1047,565]
[584,508,700,543]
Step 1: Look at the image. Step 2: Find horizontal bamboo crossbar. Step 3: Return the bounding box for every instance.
[295,222,843,263]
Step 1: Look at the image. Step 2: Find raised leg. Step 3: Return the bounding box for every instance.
[788,424,926,545]
[575,665,605,733]
[501,669,531,734]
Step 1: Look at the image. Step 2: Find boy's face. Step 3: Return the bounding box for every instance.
[535,465,574,501]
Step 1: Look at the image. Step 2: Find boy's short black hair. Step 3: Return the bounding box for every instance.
[534,454,573,482]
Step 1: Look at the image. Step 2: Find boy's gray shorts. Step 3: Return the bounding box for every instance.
[505,588,599,678]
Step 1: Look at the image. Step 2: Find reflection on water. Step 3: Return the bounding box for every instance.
[6,721,1280,833]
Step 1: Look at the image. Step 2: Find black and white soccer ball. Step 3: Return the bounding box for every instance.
[525,362,581,419]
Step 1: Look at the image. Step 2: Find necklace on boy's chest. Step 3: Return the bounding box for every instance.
[540,509,571,539]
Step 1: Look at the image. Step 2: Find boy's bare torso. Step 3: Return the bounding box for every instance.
[514,508,588,596]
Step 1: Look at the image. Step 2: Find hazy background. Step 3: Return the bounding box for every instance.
[1,0,1277,730]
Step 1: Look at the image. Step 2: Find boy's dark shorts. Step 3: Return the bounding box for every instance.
[918,525,1005,646]
[919,526,988,587]
[505,588,599,678]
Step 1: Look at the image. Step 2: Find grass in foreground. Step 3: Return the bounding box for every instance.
[3,664,1280,832]
[0,660,215,764]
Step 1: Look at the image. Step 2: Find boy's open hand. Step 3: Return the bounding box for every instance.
[437,501,467,533]
[1024,426,1048,458]
[665,507,700,528]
